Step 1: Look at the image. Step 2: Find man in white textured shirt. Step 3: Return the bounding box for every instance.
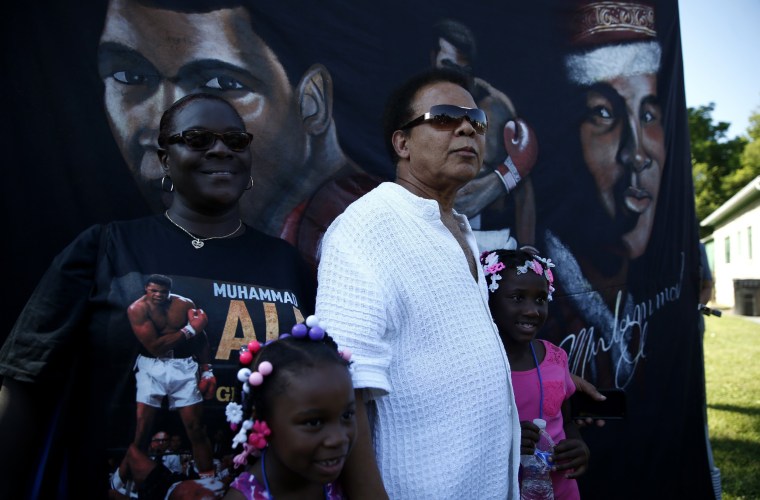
[316,68,521,499]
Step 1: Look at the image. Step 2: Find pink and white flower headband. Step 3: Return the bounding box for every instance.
[481,250,556,300]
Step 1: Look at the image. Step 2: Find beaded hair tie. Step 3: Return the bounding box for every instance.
[225,315,352,466]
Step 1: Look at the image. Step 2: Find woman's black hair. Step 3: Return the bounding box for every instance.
[157,93,244,148]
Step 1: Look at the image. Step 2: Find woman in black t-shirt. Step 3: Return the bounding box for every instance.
[0,94,315,498]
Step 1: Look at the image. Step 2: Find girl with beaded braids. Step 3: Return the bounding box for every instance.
[224,316,355,500]
[481,248,589,500]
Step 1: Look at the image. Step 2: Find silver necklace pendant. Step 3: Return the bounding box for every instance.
[165,211,242,249]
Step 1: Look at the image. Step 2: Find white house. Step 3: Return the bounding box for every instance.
[700,175,760,315]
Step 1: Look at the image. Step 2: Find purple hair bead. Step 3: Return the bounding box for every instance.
[291,323,308,338]
[308,325,325,341]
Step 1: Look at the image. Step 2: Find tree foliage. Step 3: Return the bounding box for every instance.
[738,110,760,182]
[689,103,749,224]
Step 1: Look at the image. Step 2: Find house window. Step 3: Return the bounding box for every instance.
[749,226,754,260]
[738,230,742,257]
[725,236,731,263]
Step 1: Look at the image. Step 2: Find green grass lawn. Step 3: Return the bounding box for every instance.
[704,313,760,499]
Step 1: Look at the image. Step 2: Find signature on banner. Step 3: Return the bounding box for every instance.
[560,253,684,388]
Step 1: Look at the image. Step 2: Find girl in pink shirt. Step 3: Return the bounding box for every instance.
[482,249,589,499]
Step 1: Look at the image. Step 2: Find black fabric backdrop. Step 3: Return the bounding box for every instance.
[2,0,712,497]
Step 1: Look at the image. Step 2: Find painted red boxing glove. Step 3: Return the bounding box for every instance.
[198,364,217,400]
[496,118,539,192]
[181,308,208,339]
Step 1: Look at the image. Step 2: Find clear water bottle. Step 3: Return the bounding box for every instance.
[520,418,555,500]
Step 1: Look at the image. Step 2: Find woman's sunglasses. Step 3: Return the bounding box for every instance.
[399,104,488,135]
[167,129,253,152]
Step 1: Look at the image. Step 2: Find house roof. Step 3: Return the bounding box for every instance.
[701,175,760,227]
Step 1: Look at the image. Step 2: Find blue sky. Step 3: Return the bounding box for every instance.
[678,0,760,139]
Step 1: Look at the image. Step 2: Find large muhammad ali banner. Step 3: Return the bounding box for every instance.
[3,0,712,497]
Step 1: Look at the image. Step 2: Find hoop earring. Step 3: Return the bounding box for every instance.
[245,176,254,191]
[161,175,174,193]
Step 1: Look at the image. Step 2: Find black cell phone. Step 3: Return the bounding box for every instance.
[570,389,627,420]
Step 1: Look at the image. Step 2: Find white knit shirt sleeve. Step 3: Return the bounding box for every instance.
[316,216,392,399]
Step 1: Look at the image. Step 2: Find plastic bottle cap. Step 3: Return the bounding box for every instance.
[532,418,547,430]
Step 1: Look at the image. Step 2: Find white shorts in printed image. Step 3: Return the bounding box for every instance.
[135,355,203,409]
